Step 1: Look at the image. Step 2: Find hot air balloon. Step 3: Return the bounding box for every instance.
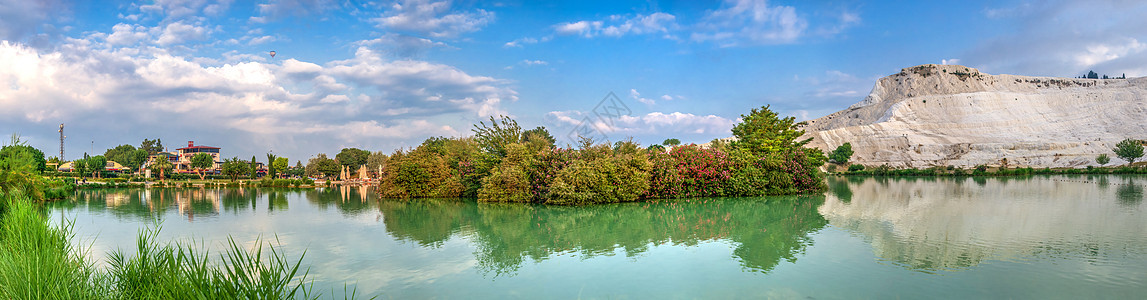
[269,51,276,58]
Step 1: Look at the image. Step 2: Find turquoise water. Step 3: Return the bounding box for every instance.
[49,175,1147,299]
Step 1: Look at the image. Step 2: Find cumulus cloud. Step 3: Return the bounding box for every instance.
[546,110,736,140]
[554,13,677,38]
[374,0,494,39]
[157,21,211,45]
[964,1,1147,77]
[0,39,515,161]
[630,89,656,105]
[691,0,808,46]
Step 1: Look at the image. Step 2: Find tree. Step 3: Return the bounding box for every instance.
[273,157,289,178]
[1114,138,1144,165]
[365,151,387,178]
[829,143,854,164]
[150,155,173,183]
[0,143,46,173]
[1087,70,1099,79]
[309,155,341,180]
[86,155,107,178]
[190,153,215,180]
[250,155,259,178]
[1,134,46,200]
[140,138,164,155]
[731,105,811,155]
[335,148,370,171]
[472,115,522,159]
[221,157,249,182]
[74,153,91,178]
[266,153,277,178]
[662,138,681,146]
[103,144,148,172]
[1096,153,1111,166]
[522,126,556,149]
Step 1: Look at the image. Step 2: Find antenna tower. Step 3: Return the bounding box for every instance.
[58,124,65,160]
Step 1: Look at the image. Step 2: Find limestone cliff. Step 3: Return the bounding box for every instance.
[801,64,1147,168]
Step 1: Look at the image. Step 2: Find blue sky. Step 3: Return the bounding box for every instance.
[3,0,1146,163]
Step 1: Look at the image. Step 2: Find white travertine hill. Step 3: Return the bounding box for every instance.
[800,64,1147,168]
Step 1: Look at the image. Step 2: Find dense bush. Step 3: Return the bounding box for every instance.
[546,143,651,205]
[848,164,865,172]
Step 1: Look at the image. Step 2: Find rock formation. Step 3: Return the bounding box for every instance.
[801,64,1147,168]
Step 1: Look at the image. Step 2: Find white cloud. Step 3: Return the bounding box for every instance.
[157,21,210,45]
[248,35,276,45]
[941,58,961,65]
[374,0,494,39]
[0,40,516,161]
[629,89,655,105]
[546,110,735,136]
[356,33,451,58]
[966,1,1147,77]
[554,21,601,37]
[503,37,538,48]
[691,0,808,46]
[106,23,151,46]
[554,13,676,38]
[521,60,547,66]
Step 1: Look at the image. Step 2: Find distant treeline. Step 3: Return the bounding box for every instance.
[1077,70,1127,79]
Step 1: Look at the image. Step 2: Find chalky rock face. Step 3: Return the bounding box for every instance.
[801,64,1147,168]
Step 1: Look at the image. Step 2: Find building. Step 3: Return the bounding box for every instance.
[175,141,222,173]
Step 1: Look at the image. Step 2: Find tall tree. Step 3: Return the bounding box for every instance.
[190,153,215,180]
[472,115,522,159]
[250,155,258,178]
[150,155,173,183]
[1114,138,1144,165]
[662,138,681,146]
[74,153,90,178]
[266,153,278,178]
[103,144,145,172]
[335,148,370,178]
[731,105,811,155]
[140,138,164,155]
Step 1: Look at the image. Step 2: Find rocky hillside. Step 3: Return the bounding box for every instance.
[800,64,1147,168]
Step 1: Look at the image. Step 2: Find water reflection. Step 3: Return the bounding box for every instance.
[378,196,828,276]
[51,186,380,221]
[820,175,1147,272]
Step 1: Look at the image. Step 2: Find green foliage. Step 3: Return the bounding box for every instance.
[265,153,278,177]
[272,157,289,178]
[378,148,463,198]
[478,143,535,202]
[365,151,388,178]
[1,136,47,201]
[150,155,173,182]
[221,157,249,182]
[1096,153,1111,166]
[140,138,164,155]
[521,126,556,150]
[1114,138,1144,165]
[829,143,853,164]
[546,143,651,205]
[190,153,215,180]
[731,105,810,156]
[335,148,370,168]
[0,195,98,299]
[848,164,865,172]
[662,138,681,146]
[86,155,107,178]
[0,143,46,173]
[472,115,522,159]
[103,144,147,172]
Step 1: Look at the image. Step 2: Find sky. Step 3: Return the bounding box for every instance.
[2,0,1147,163]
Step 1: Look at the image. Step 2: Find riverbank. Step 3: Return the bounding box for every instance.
[829,164,1147,177]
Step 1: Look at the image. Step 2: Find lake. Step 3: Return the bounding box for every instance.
[48,175,1147,299]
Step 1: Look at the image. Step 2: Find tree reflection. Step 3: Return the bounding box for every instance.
[377,196,828,276]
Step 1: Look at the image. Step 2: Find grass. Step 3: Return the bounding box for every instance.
[0,190,341,299]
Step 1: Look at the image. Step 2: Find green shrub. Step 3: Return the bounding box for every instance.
[848,164,865,172]
[546,144,651,205]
